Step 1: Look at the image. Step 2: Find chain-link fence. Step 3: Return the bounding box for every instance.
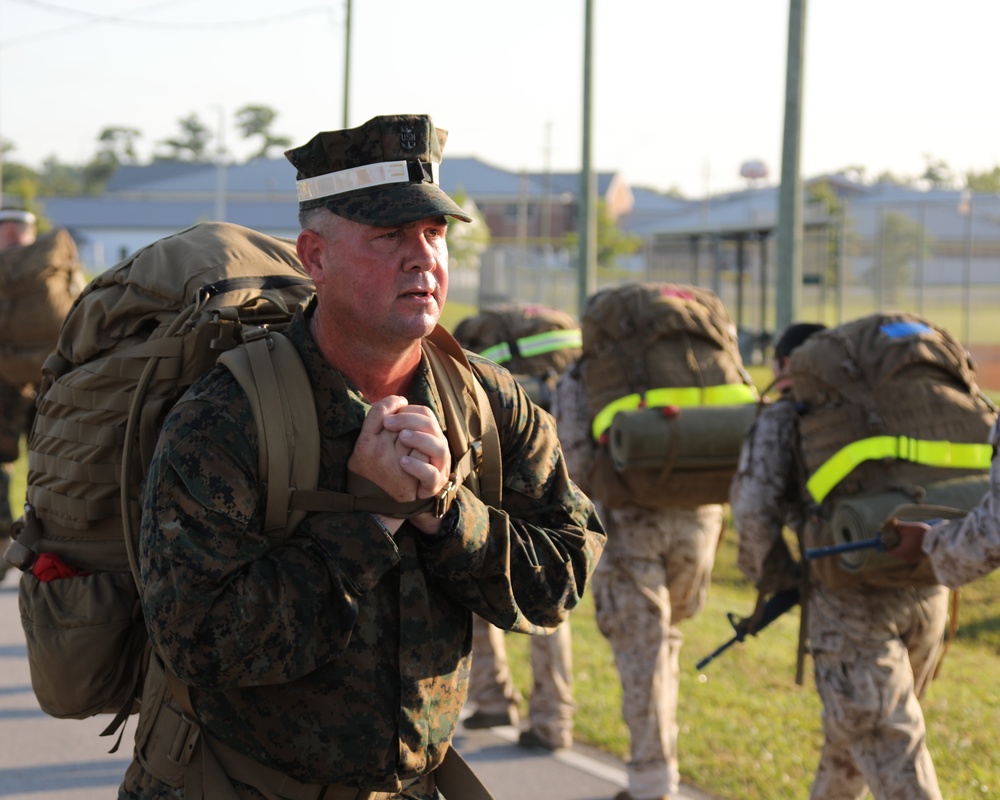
[451,193,1000,388]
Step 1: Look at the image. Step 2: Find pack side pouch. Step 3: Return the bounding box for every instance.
[19,569,147,719]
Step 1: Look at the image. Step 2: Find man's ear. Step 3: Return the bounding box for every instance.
[296,228,325,280]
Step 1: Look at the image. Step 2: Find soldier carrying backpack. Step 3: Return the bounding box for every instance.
[0,208,84,579]
[7,114,606,800]
[553,282,755,800]
[731,313,995,800]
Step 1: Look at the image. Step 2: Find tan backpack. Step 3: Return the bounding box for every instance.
[578,281,757,510]
[453,303,581,410]
[791,311,996,589]
[4,221,501,737]
[0,228,86,386]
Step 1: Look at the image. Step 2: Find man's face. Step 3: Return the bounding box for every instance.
[304,212,450,347]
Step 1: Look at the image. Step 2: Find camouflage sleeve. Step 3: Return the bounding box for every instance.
[729,399,802,584]
[418,357,606,633]
[550,367,594,486]
[139,371,401,690]
[922,421,1000,588]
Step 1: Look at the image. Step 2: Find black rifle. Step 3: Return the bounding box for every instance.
[695,587,800,671]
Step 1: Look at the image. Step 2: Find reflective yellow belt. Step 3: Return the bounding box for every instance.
[807,434,993,503]
[480,329,582,365]
[591,383,759,441]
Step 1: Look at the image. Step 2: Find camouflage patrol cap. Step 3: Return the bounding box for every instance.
[0,208,36,225]
[285,114,472,227]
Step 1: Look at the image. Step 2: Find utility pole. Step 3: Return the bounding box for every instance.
[343,0,352,127]
[775,0,807,333]
[213,106,227,223]
[578,0,597,317]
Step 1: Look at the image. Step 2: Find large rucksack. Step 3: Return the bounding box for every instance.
[3,221,501,733]
[0,228,86,386]
[577,281,758,510]
[790,311,996,589]
[453,303,581,410]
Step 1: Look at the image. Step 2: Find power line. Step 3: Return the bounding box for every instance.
[2,0,334,46]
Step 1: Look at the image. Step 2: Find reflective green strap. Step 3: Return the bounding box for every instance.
[480,329,582,364]
[590,383,759,441]
[806,435,994,503]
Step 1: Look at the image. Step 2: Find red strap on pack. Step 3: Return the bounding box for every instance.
[32,552,91,582]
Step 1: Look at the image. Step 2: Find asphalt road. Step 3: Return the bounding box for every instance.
[0,570,716,800]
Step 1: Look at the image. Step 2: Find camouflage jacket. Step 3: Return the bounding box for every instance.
[923,419,1000,588]
[729,394,806,585]
[131,308,605,794]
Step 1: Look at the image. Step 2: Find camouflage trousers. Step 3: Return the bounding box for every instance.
[467,615,575,748]
[592,503,724,800]
[808,583,949,800]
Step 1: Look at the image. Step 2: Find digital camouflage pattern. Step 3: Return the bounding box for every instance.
[121,308,605,799]
[730,394,948,800]
[553,368,723,799]
[922,419,1000,588]
[285,114,472,226]
[730,395,806,585]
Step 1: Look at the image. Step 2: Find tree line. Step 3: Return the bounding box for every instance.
[1,104,292,203]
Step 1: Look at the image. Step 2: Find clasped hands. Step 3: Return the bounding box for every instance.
[348,395,453,536]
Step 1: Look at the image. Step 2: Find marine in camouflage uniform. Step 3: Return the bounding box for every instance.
[455,305,580,751]
[0,209,40,581]
[553,368,722,800]
[119,115,606,800]
[730,324,948,800]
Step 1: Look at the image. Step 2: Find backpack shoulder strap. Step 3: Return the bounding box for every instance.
[218,327,320,540]
[425,325,502,509]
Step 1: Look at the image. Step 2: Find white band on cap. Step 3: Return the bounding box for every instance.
[0,209,36,225]
[296,160,440,204]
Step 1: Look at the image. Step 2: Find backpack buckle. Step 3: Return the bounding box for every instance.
[167,713,201,767]
[433,475,459,518]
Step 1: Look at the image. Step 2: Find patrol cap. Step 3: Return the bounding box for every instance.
[285,114,472,227]
[0,208,36,225]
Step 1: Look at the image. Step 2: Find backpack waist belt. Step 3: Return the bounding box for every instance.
[807,435,994,503]
[591,383,758,441]
[480,329,582,365]
[139,693,421,800]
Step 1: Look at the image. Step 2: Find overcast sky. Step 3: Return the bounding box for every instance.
[1,0,997,198]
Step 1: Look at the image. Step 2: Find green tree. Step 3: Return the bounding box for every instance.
[920,154,955,189]
[157,113,212,162]
[564,200,642,270]
[38,156,85,196]
[864,210,932,306]
[235,105,292,160]
[82,126,143,193]
[445,189,490,272]
[965,165,1000,193]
